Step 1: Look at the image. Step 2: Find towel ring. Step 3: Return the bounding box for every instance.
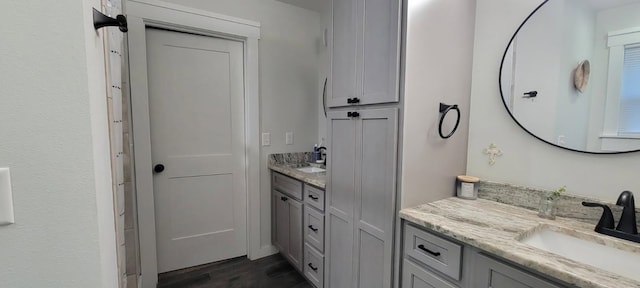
[439,103,461,139]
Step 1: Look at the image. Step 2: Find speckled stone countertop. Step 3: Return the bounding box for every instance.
[400,198,640,288]
[268,152,326,189]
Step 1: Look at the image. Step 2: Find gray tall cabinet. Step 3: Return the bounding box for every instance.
[325,0,402,287]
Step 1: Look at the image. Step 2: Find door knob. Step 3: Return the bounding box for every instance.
[154,164,165,173]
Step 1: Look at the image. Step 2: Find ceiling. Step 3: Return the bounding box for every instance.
[276,0,325,13]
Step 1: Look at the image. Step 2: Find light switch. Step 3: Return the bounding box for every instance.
[286,132,294,145]
[262,133,271,146]
[0,168,14,226]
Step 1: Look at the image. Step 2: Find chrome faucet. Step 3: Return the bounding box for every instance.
[582,191,639,243]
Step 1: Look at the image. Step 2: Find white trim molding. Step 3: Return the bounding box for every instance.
[125,1,261,287]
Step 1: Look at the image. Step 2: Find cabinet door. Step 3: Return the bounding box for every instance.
[358,0,401,105]
[287,198,303,271]
[402,260,457,288]
[274,191,290,255]
[328,0,358,107]
[326,111,357,287]
[354,108,398,288]
[474,254,562,288]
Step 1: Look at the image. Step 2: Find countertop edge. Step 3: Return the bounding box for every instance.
[269,164,326,189]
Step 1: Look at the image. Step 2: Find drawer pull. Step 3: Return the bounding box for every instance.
[308,225,318,232]
[418,244,441,257]
[308,263,318,271]
[281,196,288,201]
[308,194,319,200]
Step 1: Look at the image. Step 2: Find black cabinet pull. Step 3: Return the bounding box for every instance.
[346,97,360,104]
[308,225,318,232]
[348,111,360,118]
[308,263,318,271]
[308,194,319,200]
[417,244,441,257]
[280,196,288,201]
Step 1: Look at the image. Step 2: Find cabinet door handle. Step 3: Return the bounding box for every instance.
[308,194,319,200]
[308,263,318,271]
[281,196,288,201]
[347,111,360,118]
[417,244,441,257]
[308,225,318,232]
[347,97,360,104]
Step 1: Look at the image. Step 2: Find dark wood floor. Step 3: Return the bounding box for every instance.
[157,254,313,288]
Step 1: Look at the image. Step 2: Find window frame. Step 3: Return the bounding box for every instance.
[601,27,640,150]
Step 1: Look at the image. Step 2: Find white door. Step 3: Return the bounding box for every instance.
[145,28,247,273]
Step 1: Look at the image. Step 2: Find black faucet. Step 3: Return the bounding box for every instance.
[316,146,326,166]
[616,191,637,234]
[582,191,639,243]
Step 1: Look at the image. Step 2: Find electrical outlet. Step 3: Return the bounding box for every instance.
[557,135,566,146]
[262,133,271,146]
[286,132,294,145]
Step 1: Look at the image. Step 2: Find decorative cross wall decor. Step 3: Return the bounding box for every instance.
[483,143,503,166]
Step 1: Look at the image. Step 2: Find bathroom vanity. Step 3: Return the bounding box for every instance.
[400,197,640,288]
[270,161,327,288]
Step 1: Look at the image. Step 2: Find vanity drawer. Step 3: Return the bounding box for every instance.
[304,206,325,252]
[304,184,325,211]
[304,243,324,288]
[272,172,303,200]
[402,259,457,288]
[404,224,462,281]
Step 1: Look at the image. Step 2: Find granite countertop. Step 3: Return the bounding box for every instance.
[269,163,326,189]
[400,197,640,288]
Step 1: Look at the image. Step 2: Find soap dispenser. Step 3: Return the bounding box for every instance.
[312,144,319,162]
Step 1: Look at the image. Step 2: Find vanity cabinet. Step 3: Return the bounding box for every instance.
[401,222,567,288]
[325,108,398,288]
[273,189,303,271]
[328,0,401,108]
[271,171,326,287]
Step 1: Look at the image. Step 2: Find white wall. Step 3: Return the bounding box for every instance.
[400,0,477,208]
[159,0,321,249]
[467,0,640,204]
[317,2,330,144]
[0,1,118,287]
[555,0,595,150]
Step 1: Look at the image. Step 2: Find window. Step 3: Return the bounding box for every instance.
[619,44,640,134]
[601,28,640,151]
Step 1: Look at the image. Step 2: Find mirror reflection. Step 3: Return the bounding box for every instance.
[500,0,640,153]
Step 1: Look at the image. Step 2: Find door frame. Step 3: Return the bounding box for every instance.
[126,1,261,287]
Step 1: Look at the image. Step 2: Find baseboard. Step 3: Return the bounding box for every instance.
[248,245,278,260]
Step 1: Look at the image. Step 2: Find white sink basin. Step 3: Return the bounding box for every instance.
[296,167,325,173]
[519,225,640,281]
